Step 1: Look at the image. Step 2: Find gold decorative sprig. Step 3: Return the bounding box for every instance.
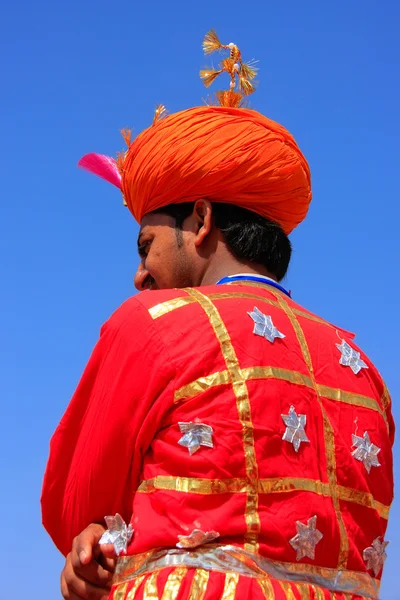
[152,104,167,125]
[200,29,258,107]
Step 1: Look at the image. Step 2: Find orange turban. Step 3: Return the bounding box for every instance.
[118,105,311,234]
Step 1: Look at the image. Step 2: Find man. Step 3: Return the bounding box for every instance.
[42,31,394,600]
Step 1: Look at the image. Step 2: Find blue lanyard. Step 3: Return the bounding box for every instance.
[216,275,291,298]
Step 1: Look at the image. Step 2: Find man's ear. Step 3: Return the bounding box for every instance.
[192,199,213,247]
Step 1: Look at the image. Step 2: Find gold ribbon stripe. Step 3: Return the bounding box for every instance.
[257,577,276,598]
[316,384,388,428]
[188,569,209,600]
[185,288,261,552]
[148,288,332,331]
[310,585,325,600]
[296,583,311,600]
[268,291,349,570]
[173,364,387,428]
[336,485,389,520]
[161,567,188,600]
[113,583,128,600]
[381,384,392,411]
[138,476,249,494]
[221,572,239,600]
[149,296,195,319]
[137,475,389,520]
[174,366,312,403]
[174,369,231,402]
[279,581,297,600]
[126,576,145,599]
[143,572,159,600]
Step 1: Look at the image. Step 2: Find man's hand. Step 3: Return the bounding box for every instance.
[61,523,116,600]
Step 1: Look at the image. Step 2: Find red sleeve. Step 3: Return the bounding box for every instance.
[41,296,176,556]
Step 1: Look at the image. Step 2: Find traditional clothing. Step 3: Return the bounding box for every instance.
[42,31,394,600]
[42,278,394,599]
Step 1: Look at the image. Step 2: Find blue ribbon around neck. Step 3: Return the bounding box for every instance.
[216,275,291,298]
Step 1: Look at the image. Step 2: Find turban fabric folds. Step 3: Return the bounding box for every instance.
[80,105,312,234]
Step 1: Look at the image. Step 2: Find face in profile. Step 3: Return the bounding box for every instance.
[134,212,195,291]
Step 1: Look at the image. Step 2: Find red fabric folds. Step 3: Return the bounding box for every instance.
[42,282,394,582]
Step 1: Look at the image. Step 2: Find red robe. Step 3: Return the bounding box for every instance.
[42,280,394,600]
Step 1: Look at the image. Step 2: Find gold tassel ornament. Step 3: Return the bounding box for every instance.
[215,90,245,108]
[120,128,132,147]
[202,29,224,55]
[152,104,167,125]
[116,29,259,191]
[200,29,258,107]
[200,68,223,88]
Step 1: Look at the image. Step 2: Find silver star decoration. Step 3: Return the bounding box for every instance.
[282,406,310,452]
[178,422,214,455]
[363,537,389,576]
[177,529,220,549]
[336,340,368,375]
[289,515,323,561]
[352,431,381,473]
[99,513,134,556]
[248,306,285,343]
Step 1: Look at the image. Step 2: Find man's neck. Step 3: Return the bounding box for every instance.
[200,261,277,286]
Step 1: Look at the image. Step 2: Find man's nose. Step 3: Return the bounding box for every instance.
[134,262,151,291]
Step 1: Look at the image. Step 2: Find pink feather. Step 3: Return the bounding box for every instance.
[78,153,122,189]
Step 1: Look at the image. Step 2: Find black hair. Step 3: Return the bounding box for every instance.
[152,202,292,281]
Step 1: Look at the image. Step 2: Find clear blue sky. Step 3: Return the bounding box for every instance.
[2,1,399,598]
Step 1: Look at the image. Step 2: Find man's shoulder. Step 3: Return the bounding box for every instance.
[100,291,189,348]
[285,295,356,340]
[134,288,195,309]
[105,288,200,327]
[129,285,226,313]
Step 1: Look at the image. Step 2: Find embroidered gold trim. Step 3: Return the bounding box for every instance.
[174,366,312,403]
[336,485,390,520]
[243,366,313,387]
[212,290,332,329]
[113,583,128,600]
[310,584,325,600]
[210,291,278,307]
[161,567,188,600]
[115,545,380,598]
[296,583,311,600]
[186,288,260,552]
[173,365,387,427]
[136,476,390,520]
[279,580,297,600]
[137,476,248,494]
[148,288,331,331]
[174,370,231,402]
[381,384,391,411]
[143,572,159,600]
[126,575,145,599]
[257,577,276,598]
[258,477,329,496]
[269,291,349,570]
[317,384,388,428]
[149,296,195,319]
[221,572,239,599]
[188,568,209,600]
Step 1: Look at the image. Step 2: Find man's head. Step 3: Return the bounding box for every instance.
[79,36,311,288]
[134,200,292,291]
